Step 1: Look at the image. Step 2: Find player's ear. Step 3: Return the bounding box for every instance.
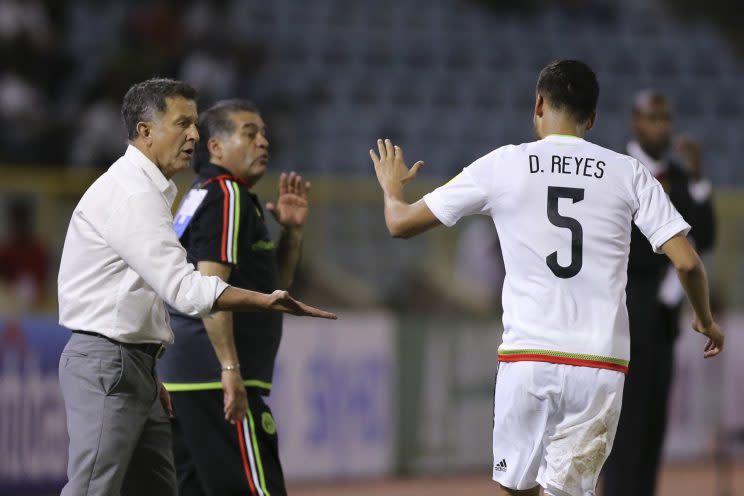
[534,93,545,118]
[586,111,597,131]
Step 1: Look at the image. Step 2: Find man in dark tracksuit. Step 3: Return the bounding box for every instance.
[157,99,310,496]
[603,90,716,496]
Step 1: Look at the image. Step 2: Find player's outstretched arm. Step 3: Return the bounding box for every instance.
[660,233,723,358]
[369,138,441,238]
[214,286,337,319]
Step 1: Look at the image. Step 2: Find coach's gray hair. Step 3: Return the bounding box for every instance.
[121,78,198,140]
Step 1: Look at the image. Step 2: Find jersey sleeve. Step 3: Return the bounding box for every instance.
[423,150,499,227]
[189,180,247,265]
[632,160,691,253]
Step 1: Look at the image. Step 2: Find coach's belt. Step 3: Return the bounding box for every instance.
[73,330,166,359]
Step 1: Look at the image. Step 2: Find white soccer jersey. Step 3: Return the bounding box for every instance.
[424,134,690,372]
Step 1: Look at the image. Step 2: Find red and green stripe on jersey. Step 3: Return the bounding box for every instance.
[218,178,241,264]
[198,173,247,265]
[498,348,629,374]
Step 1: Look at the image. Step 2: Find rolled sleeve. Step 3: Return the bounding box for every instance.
[633,162,692,253]
[647,218,691,253]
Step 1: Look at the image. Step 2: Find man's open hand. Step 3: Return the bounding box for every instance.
[159,382,174,417]
[268,290,337,319]
[692,314,724,358]
[222,371,248,424]
[369,138,424,198]
[266,172,310,229]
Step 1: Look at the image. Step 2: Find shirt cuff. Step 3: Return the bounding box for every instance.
[211,279,230,310]
[688,179,712,203]
[648,218,692,253]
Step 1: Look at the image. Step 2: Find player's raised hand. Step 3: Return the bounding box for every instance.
[266,172,311,229]
[268,290,337,319]
[692,314,724,358]
[369,138,424,197]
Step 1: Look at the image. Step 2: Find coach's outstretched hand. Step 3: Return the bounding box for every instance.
[267,290,337,319]
[370,138,424,197]
[215,286,337,319]
[692,314,724,358]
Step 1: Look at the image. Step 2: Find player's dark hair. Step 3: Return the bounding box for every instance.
[196,99,261,171]
[536,60,599,123]
[121,78,198,140]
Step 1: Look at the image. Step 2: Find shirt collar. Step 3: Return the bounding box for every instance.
[627,140,667,177]
[124,145,178,206]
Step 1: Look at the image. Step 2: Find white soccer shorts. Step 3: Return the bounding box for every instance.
[492,361,625,496]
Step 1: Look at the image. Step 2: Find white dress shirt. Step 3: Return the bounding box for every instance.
[58,145,228,344]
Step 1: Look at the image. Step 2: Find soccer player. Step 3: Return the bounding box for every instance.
[157,99,308,495]
[369,60,723,496]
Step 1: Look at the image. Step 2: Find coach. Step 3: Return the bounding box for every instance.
[57,79,334,496]
[603,90,716,496]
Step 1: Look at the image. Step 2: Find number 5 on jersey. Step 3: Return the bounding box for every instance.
[546,186,585,279]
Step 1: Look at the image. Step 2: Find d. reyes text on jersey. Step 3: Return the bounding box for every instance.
[528,154,605,179]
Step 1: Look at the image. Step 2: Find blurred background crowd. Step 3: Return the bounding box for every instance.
[1,0,743,494]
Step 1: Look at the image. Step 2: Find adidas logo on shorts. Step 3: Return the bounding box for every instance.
[494,459,507,472]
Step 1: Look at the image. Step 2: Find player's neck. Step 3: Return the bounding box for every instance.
[540,123,586,139]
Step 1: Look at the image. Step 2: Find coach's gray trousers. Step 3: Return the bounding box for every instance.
[58,332,176,496]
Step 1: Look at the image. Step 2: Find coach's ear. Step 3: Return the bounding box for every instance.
[136,121,153,146]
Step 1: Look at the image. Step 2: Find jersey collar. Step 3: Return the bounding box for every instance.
[543,134,585,142]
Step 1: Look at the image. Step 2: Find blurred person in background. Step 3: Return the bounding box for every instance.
[56,79,333,496]
[0,196,49,310]
[0,0,73,163]
[158,99,310,496]
[602,90,716,496]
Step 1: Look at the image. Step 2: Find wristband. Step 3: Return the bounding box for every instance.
[221,363,241,372]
